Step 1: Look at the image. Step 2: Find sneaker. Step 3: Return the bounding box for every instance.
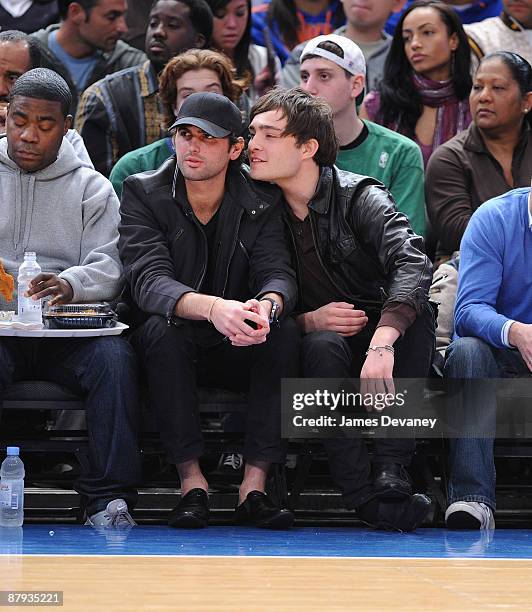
[212,453,244,478]
[219,453,243,471]
[445,501,495,530]
[84,499,137,527]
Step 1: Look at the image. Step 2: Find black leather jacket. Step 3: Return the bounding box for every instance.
[286,166,432,316]
[118,159,297,324]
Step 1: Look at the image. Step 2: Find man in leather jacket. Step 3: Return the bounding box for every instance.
[249,87,435,531]
[118,92,300,529]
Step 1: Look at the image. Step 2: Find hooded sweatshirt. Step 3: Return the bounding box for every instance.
[0,137,122,310]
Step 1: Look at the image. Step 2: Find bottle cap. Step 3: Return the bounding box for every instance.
[6,447,20,456]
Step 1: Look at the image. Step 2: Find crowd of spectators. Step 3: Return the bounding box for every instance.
[0,0,531,532]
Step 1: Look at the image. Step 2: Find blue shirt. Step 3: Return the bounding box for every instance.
[455,187,532,349]
[252,0,344,64]
[48,30,99,92]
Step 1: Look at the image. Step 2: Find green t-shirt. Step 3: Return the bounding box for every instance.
[335,120,426,237]
[110,138,174,199]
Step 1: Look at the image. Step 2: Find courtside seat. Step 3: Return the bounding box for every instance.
[1,380,84,411]
[0,380,249,449]
[197,387,247,412]
[0,381,290,518]
[1,381,247,414]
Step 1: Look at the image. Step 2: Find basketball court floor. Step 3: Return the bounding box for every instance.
[1,526,531,611]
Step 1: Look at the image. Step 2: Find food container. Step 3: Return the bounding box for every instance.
[43,303,117,329]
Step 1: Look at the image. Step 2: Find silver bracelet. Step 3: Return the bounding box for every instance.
[207,297,222,323]
[365,344,395,357]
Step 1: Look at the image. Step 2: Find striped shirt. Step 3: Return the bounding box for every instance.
[75,60,166,177]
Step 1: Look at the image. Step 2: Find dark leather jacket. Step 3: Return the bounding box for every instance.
[286,166,432,316]
[118,158,297,325]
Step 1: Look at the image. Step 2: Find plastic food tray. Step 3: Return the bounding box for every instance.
[0,321,129,337]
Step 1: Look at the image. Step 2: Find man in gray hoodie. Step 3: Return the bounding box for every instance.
[0,68,141,527]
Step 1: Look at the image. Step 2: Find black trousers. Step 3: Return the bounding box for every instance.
[131,315,300,465]
[301,303,435,508]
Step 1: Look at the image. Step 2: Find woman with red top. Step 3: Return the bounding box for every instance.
[361,0,472,167]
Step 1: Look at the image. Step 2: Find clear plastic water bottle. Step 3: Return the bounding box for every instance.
[0,526,23,555]
[17,252,42,323]
[0,447,25,527]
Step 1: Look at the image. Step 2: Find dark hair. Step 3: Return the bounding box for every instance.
[377,0,472,138]
[58,0,98,19]
[267,0,345,51]
[10,68,72,117]
[205,0,253,78]
[159,48,248,125]
[478,51,532,127]
[250,87,338,166]
[480,51,532,96]
[0,30,41,69]
[151,0,213,44]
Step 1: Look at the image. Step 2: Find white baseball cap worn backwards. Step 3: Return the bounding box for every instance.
[301,34,366,77]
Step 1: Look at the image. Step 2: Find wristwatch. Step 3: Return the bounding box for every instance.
[260,297,280,323]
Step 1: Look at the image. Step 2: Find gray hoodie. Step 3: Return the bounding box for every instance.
[0,137,122,310]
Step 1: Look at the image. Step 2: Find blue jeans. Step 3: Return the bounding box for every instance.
[444,337,529,510]
[0,337,141,516]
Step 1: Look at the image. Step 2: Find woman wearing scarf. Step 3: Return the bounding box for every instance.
[361,0,472,168]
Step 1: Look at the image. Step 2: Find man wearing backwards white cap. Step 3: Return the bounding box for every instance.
[299,33,427,237]
[281,0,406,92]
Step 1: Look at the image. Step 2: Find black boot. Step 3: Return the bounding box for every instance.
[357,494,432,532]
[373,463,413,500]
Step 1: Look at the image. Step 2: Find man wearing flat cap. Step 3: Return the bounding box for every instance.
[118,92,299,530]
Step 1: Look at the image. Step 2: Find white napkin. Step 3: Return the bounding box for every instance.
[0,317,43,330]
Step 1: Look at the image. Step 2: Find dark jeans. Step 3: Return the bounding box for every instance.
[131,315,300,465]
[301,303,435,508]
[0,337,141,516]
[444,336,529,510]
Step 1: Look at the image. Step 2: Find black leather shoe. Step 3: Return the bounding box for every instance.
[235,491,294,529]
[358,494,432,532]
[373,463,412,500]
[168,488,209,529]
